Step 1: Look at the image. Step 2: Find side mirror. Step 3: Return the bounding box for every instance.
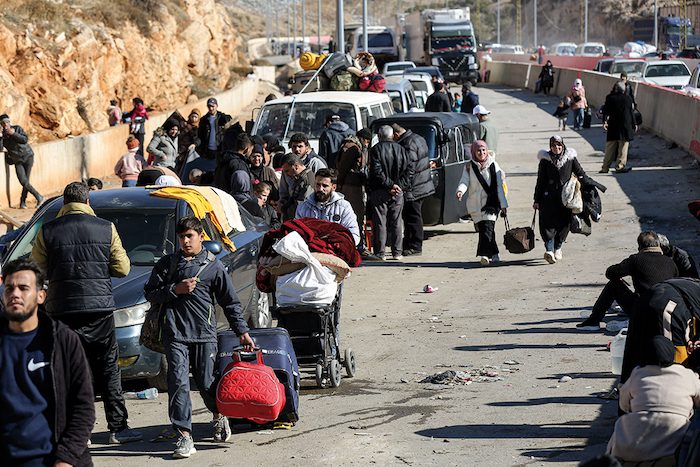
[203,240,223,255]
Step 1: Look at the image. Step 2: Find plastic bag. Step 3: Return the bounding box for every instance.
[273,231,337,306]
[561,175,583,213]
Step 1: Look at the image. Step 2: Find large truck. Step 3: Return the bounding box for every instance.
[634,16,700,50]
[403,8,479,84]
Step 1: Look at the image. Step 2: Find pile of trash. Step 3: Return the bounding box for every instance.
[418,363,520,387]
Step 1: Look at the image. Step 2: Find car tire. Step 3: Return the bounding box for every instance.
[248,287,272,329]
[146,355,168,392]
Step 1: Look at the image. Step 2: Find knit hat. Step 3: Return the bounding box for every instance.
[164,118,180,132]
[463,81,472,91]
[126,135,139,150]
[252,144,264,156]
[0,114,10,123]
[356,128,372,140]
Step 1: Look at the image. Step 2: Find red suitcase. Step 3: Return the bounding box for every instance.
[216,350,286,424]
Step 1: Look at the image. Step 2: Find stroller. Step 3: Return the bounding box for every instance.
[276,286,356,388]
[256,218,361,388]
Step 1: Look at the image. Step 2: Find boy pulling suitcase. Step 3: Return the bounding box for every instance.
[144,215,254,458]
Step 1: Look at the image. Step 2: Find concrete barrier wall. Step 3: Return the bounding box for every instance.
[483,60,700,159]
[1,78,260,207]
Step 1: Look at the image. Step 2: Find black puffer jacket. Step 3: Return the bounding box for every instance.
[214,151,251,193]
[1,125,34,164]
[368,139,414,192]
[197,111,232,156]
[34,204,130,315]
[397,130,435,202]
[0,312,95,467]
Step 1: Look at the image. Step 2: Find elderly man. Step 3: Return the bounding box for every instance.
[368,125,413,260]
[577,231,678,331]
[473,105,499,154]
[0,114,44,209]
[601,80,637,173]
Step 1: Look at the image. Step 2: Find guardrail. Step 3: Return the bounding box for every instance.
[482,60,700,160]
[0,78,261,208]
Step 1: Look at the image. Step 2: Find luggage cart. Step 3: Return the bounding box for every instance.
[276,289,356,388]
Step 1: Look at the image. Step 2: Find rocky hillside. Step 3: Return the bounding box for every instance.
[0,0,257,142]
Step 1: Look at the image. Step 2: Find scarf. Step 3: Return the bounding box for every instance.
[250,164,265,183]
[471,140,489,169]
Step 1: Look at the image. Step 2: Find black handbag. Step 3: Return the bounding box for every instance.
[503,212,536,254]
[633,109,643,126]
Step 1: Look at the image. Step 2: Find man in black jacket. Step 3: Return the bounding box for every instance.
[319,114,354,168]
[601,81,637,173]
[197,97,232,160]
[392,124,434,256]
[214,132,254,195]
[578,231,678,331]
[460,82,480,114]
[30,181,141,444]
[424,83,452,112]
[0,114,44,209]
[0,258,95,467]
[368,125,414,260]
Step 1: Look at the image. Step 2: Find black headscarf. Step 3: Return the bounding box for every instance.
[642,336,677,368]
[549,135,567,164]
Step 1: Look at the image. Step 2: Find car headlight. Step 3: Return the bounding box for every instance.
[113,302,151,328]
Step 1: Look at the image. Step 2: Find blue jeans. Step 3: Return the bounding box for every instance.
[545,239,563,252]
[573,108,584,129]
[122,179,137,187]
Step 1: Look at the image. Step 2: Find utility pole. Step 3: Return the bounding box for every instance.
[336,0,345,55]
[302,0,306,51]
[293,0,297,57]
[497,0,500,44]
[534,0,537,48]
[654,0,658,50]
[363,0,368,52]
[287,0,292,56]
[318,0,321,53]
[584,0,588,42]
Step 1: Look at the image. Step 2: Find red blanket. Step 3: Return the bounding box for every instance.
[256,218,361,292]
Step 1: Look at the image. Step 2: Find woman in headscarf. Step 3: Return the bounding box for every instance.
[538,60,555,96]
[533,135,588,263]
[456,140,508,267]
[606,336,700,464]
[249,144,279,202]
[565,78,587,130]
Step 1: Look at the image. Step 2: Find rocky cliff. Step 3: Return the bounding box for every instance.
[0,0,250,142]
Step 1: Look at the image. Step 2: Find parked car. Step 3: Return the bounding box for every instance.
[409,66,446,83]
[1,187,271,390]
[384,76,421,112]
[609,59,646,78]
[371,112,480,225]
[575,42,606,57]
[402,71,436,95]
[593,58,616,73]
[490,44,524,54]
[683,62,700,96]
[677,48,700,59]
[383,61,417,76]
[639,60,691,89]
[251,91,394,153]
[550,42,577,55]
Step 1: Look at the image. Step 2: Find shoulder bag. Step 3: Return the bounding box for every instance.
[503,211,536,254]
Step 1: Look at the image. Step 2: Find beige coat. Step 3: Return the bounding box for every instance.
[606,364,700,462]
[566,85,588,110]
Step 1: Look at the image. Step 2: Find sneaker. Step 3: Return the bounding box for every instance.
[359,247,373,257]
[615,166,632,173]
[544,251,556,264]
[36,195,45,207]
[109,427,143,444]
[212,416,232,442]
[392,253,403,261]
[491,254,500,263]
[576,318,601,331]
[19,202,28,210]
[554,248,563,260]
[173,432,196,459]
[480,256,490,266]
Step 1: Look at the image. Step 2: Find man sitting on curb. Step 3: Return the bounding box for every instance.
[577,231,678,331]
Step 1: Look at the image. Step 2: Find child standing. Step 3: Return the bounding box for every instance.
[144,215,254,458]
[553,101,569,131]
[114,135,146,187]
[455,140,508,267]
[254,181,281,229]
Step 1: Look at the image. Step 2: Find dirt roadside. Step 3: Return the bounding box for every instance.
[86,84,700,467]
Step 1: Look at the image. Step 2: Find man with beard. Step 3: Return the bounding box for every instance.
[0,258,95,467]
[295,168,360,245]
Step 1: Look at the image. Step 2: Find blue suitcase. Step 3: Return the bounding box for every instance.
[217,328,300,423]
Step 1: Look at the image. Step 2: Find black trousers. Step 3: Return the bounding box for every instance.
[15,156,41,203]
[402,198,424,252]
[590,279,638,323]
[476,220,499,258]
[58,312,128,433]
[133,133,145,156]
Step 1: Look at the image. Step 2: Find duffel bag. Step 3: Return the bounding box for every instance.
[216,349,286,424]
[503,212,536,254]
[358,72,385,93]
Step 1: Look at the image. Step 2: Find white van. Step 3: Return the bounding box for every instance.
[575,42,606,57]
[384,76,421,113]
[345,26,399,65]
[550,42,577,55]
[251,91,394,152]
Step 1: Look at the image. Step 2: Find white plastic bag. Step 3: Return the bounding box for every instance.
[273,231,337,306]
[561,174,583,214]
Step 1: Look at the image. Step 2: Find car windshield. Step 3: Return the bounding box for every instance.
[7,207,178,266]
[255,102,357,140]
[358,33,394,48]
[388,92,403,112]
[431,35,475,53]
[645,64,690,77]
[612,62,644,76]
[408,80,430,92]
[584,46,603,54]
[387,63,414,72]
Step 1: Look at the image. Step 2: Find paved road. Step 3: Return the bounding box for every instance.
[92,84,700,466]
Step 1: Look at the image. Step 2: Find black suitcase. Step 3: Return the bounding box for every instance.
[217,328,300,423]
[583,109,592,128]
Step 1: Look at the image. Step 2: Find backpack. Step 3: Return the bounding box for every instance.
[330,70,358,91]
[358,72,385,93]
